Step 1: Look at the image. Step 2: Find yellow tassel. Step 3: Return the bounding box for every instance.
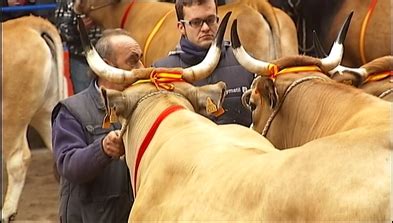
[110,107,118,123]
[102,115,111,128]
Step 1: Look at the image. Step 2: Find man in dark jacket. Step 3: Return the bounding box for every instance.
[153,0,254,127]
[55,0,102,93]
[51,29,143,223]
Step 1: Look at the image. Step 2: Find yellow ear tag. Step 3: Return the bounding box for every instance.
[206,97,218,114]
[102,114,111,129]
[212,107,225,117]
[206,97,225,117]
[109,107,118,123]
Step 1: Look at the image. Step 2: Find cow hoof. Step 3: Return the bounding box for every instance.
[9,213,17,221]
[2,212,17,222]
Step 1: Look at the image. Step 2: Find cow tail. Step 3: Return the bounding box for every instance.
[245,0,282,59]
[33,16,68,100]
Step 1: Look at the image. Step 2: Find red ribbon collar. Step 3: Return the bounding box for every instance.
[133,105,184,196]
[120,0,136,29]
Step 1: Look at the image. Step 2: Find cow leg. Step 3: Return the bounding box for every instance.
[2,137,31,222]
[30,110,52,151]
[29,111,60,182]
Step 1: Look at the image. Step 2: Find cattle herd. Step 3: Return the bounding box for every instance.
[2,0,392,222]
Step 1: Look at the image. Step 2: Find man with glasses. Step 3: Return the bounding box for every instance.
[153,0,254,127]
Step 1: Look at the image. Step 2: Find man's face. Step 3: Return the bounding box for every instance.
[102,35,144,91]
[178,0,218,49]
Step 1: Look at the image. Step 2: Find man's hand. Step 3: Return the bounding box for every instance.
[102,130,125,159]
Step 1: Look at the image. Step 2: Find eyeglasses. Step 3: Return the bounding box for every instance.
[180,15,219,28]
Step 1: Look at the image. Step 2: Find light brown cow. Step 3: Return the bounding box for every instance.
[231,13,391,220]
[73,0,298,66]
[86,12,391,221]
[329,56,393,101]
[2,16,67,222]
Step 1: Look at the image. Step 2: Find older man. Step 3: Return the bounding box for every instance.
[51,29,143,223]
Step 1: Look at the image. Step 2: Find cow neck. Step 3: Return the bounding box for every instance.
[262,74,390,149]
[262,75,328,137]
[128,91,193,196]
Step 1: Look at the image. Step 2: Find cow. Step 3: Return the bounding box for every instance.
[83,12,391,221]
[2,16,67,222]
[328,56,393,101]
[269,0,391,68]
[311,31,393,101]
[231,12,391,220]
[231,10,391,145]
[73,0,298,66]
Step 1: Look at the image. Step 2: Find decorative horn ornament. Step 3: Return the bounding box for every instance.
[319,11,353,72]
[182,11,232,82]
[78,17,152,84]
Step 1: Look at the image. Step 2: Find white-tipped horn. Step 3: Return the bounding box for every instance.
[85,46,137,83]
[182,12,232,82]
[78,17,151,84]
[320,11,353,72]
[231,19,270,76]
[329,65,367,79]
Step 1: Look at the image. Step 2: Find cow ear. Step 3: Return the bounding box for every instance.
[100,87,126,118]
[185,81,227,117]
[258,78,278,109]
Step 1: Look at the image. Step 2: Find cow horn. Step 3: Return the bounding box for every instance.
[182,11,232,82]
[333,55,393,85]
[78,17,152,84]
[312,30,367,83]
[231,12,353,77]
[319,11,353,72]
[231,19,270,76]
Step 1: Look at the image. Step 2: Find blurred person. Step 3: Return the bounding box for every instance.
[55,0,102,93]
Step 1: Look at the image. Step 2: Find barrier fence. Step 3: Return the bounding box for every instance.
[1,3,57,12]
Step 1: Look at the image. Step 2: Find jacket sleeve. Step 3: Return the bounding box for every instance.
[52,105,112,183]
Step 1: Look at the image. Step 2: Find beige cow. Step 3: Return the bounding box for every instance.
[2,16,67,222]
[87,12,391,221]
[231,13,391,220]
[73,0,298,66]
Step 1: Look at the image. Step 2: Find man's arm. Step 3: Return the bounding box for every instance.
[52,106,113,183]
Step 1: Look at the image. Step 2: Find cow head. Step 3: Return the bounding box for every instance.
[101,80,227,125]
[79,12,231,126]
[231,12,353,134]
[329,56,393,88]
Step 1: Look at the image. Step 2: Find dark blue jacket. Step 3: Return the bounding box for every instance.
[153,37,253,126]
[51,82,132,223]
